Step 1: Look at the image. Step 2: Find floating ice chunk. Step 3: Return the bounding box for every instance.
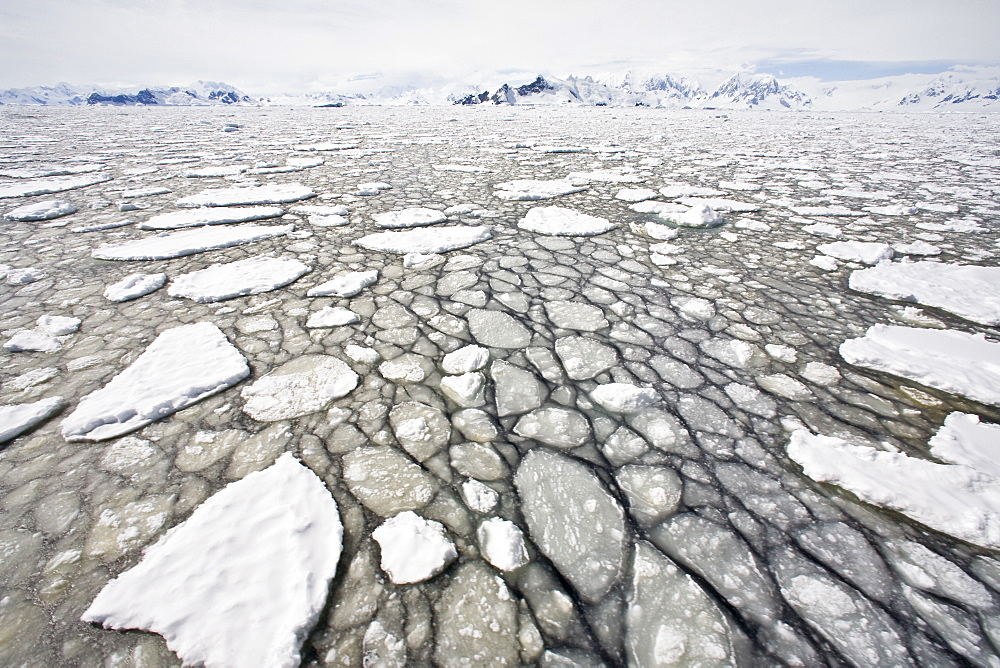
[442,345,490,374]
[615,465,681,526]
[176,183,315,207]
[355,182,392,196]
[37,314,81,336]
[0,173,112,199]
[567,168,642,184]
[403,253,445,268]
[865,204,918,215]
[724,383,777,418]
[305,307,359,328]
[802,222,842,239]
[182,165,247,178]
[659,184,723,198]
[81,453,343,668]
[491,360,547,416]
[700,337,762,370]
[849,261,1000,326]
[343,446,437,516]
[61,323,249,441]
[440,372,487,407]
[515,449,626,602]
[241,355,358,422]
[674,296,715,319]
[478,518,527,571]
[432,164,492,173]
[630,200,689,219]
[719,180,762,191]
[626,541,735,667]
[434,563,520,666]
[138,206,285,230]
[0,163,104,179]
[307,270,378,298]
[373,207,447,229]
[677,197,758,213]
[461,479,499,513]
[514,407,591,448]
[389,402,451,462]
[555,336,617,380]
[354,226,492,254]
[640,221,680,240]
[452,409,499,443]
[92,224,295,260]
[3,199,77,221]
[840,325,1000,406]
[615,188,658,202]
[372,512,456,584]
[493,179,587,201]
[4,330,62,353]
[544,300,608,330]
[104,273,167,302]
[789,205,863,217]
[7,366,58,390]
[288,204,348,217]
[468,309,531,348]
[764,343,797,363]
[345,344,380,364]
[590,384,659,414]
[916,219,988,233]
[758,374,813,401]
[917,201,960,214]
[5,266,45,284]
[809,255,839,271]
[817,241,893,265]
[801,362,841,386]
[0,396,65,443]
[379,353,431,383]
[788,428,1000,550]
[518,206,616,236]
[168,256,310,303]
[121,186,171,199]
[929,413,1000,480]
[892,240,940,256]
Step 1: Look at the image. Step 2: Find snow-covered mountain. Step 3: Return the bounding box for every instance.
[0,81,254,106]
[3,68,999,110]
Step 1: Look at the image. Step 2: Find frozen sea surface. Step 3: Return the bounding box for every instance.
[1,106,999,667]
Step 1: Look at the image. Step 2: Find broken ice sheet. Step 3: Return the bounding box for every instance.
[82,453,343,668]
[61,323,250,441]
[353,225,492,254]
[372,511,456,584]
[241,355,359,422]
[167,255,311,303]
[92,223,295,260]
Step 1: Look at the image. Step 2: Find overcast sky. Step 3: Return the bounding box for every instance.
[1,0,997,93]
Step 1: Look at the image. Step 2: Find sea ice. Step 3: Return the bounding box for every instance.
[590,383,659,414]
[241,355,359,422]
[839,324,1000,406]
[176,183,315,207]
[4,199,77,221]
[307,270,378,298]
[372,207,447,228]
[61,322,250,441]
[389,402,451,462]
[817,241,894,265]
[788,428,1000,550]
[513,406,591,448]
[615,465,682,526]
[138,206,285,230]
[342,446,437,516]
[0,173,112,199]
[92,224,295,260]
[81,453,343,668]
[305,307,359,328]
[518,206,616,236]
[441,344,490,374]
[849,261,1000,326]
[515,449,627,602]
[354,226,492,254]
[467,309,531,348]
[493,179,587,201]
[461,478,498,513]
[554,336,617,380]
[491,360,547,416]
[544,300,608,330]
[104,273,167,302]
[168,256,311,302]
[372,511,456,584]
[0,396,65,444]
[478,518,528,571]
[677,197,758,213]
[789,205,863,217]
[615,188,658,202]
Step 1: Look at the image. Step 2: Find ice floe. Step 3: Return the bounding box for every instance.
[305,307,359,328]
[478,518,528,571]
[372,511,456,584]
[372,207,447,228]
[590,383,659,414]
[849,261,1000,326]
[354,226,492,254]
[61,323,249,441]
[138,206,285,230]
[0,396,65,444]
[307,270,378,298]
[104,273,167,302]
[176,183,315,207]
[81,453,343,668]
[0,173,112,199]
[518,206,616,236]
[817,241,894,265]
[840,324,1000,406]
[167,255,310,302]
[92,223,295,260]
[4,199,77,221]
[493,179,587,201]
[241,355,359,421]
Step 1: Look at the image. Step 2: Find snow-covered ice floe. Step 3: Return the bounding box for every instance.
[4,199,77,221]
[372,207,447,228]
[631,200,723,228]
[241,355,359,421]
[104,273,167,302]
[0,173,112,199]
[788,414,1000,549]
[354,226,492,254]
[849,261,1000,326]
[168,256,311,303]
[61,322,249,441]
[137,206,285,230]
[307,270,378,298]
[92,224,295,260]
[175,183,315,207]
[517,206,616,236]
[82,453,343,668]
[840,324,1000,406]
[372,511,457,584]
[817,241,894,265]
[0,396,65,443]
[493,179,587,201]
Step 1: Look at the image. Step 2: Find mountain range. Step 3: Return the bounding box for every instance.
[2,69,998,111]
